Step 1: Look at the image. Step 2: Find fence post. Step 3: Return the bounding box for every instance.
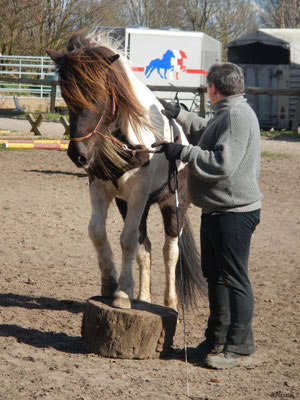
[41,57,44,98]
[50,84,56,113]
[199,92,206,117]
[292,97,300,134]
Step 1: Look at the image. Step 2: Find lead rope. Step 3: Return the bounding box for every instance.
[169,121,190,399]
[173,163,190,398]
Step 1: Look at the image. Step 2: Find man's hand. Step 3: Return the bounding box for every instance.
[159,99,180,119]
[151,137,184,162]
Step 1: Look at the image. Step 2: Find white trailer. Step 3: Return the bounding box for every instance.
[97,27,222,112]
[123,27,222,111]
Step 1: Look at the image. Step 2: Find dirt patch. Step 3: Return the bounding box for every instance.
[0,138,299,400]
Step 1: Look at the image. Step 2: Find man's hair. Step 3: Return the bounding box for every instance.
[207,62,244,96]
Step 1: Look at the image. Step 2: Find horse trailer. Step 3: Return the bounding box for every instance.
[227,29,300,130]
[97,27,222,112]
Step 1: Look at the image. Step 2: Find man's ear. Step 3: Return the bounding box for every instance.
[210,83,218,95]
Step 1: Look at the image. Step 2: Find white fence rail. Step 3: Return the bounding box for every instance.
[0,55,61,98]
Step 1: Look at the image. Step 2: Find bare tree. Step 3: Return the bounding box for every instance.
[178,0,259,59]
[258,0,300,28]
[124,0,183,29]
[213,0,260,56]
[23,0,94,54]
[180,0,221,32]
[0,0,39,55]
[0,0,128,56]
[78,0,128,28]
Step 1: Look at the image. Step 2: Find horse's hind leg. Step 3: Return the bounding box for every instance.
[159,202,181,310]
[145,64,154,78]
[159,175,190,310]
[162,231,179,310]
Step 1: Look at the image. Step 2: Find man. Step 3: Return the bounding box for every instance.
[154,62,262,369]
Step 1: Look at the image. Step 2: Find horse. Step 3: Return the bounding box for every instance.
[47,30,204,310]
[176,50,187,80]
[145,49,175,79]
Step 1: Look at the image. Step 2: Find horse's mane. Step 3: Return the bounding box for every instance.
[57,29,154,142]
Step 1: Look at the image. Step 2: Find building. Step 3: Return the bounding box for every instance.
[227,29,300,129]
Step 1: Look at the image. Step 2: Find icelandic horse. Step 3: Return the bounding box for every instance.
[47,30,204,310]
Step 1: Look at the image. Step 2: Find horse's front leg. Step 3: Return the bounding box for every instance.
[112,188,150,309]
[88,180,117,297]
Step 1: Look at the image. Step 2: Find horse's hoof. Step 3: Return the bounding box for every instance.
[164,299,178,311]
[111,297,131,309]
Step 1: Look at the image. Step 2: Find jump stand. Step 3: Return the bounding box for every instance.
[81,296,178,359]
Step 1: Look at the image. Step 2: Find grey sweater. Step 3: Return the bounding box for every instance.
[177,94,263,213]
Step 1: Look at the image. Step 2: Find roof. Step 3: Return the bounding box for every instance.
[227,29,300,49]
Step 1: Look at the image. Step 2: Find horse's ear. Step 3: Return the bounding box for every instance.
[47,49,64,64]
[106,54,120,65]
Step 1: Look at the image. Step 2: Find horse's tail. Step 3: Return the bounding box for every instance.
[176,216,207,309]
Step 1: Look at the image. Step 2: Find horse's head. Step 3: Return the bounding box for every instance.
[47,45,120,172]
[163,50,175,60]
[179,50,187,59]
[47,31,152,179]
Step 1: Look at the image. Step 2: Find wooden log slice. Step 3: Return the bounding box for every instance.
[81,296,178,359]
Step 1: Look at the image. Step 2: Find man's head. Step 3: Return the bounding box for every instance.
[206,62,245,104]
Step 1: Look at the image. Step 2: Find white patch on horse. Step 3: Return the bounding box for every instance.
[163,234,179,310]
[136,237,152,303]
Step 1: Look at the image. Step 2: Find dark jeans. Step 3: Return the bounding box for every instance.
[201,209,260,355]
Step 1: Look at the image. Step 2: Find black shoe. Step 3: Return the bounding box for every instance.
[205,351,250,370]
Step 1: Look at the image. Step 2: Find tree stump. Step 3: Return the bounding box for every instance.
[81,296,178,359]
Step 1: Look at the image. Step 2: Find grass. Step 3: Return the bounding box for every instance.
[261,151,290,159]
[260,129,300,140]
[0,147,25,151]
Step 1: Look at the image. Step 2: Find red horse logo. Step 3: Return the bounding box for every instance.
[176,50,187,80]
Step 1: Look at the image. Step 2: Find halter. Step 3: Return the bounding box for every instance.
[69,100,156,155]
[68,99,131,150]
[69,112,132,151]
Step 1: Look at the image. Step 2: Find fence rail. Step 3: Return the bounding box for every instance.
[0,55,58,99]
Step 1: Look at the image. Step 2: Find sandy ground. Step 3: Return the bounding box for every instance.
[0,117,65,137]
[0,133,299,400]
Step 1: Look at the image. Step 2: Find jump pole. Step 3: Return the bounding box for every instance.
[0,139,69,144]
[2,143,68,150]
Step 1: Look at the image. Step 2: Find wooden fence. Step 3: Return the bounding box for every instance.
[1,76,300,132]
